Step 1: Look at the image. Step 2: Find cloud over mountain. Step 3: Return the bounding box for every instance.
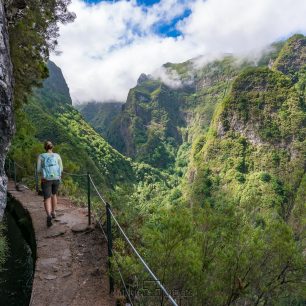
[51,0,306,103]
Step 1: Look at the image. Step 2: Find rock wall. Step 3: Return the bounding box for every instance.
[0,1,14,219]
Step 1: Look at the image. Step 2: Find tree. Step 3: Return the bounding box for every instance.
[4,0,75,108]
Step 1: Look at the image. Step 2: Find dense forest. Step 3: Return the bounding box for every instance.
[0,1,305,305]
[90,35,305,305]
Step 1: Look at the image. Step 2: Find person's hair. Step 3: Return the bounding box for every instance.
[44,140,54,151]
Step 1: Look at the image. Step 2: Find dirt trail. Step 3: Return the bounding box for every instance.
[8,181,115,306]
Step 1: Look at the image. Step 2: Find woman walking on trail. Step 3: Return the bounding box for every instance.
[37,141,63,227]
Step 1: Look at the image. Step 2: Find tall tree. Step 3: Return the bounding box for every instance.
[0,0,75,218]
[5,0,75,107]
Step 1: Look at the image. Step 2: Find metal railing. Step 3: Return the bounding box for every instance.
[4,158,179,306]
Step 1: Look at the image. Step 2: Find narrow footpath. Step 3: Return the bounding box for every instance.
[8,181,115,306]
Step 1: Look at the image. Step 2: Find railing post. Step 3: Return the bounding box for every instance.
[13,161,17,187]
[87,173,91,226]
[106,203,114,294]
[34,163,39,193]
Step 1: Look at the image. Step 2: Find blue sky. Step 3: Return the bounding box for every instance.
[154,8,191,37]
[53,0,306,103]
[85,0,160,5]
[83,0,191,37]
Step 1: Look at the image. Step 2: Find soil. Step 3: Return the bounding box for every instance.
[8,181,115,306]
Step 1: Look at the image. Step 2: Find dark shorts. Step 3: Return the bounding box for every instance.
[41,180,60,200]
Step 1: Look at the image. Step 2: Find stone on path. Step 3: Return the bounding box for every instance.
[40,258,58,268]
[44,274,57,280]
[44,226,67,238]
[62,271,72,278]
[71,223,89,233]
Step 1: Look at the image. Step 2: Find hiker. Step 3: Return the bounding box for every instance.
[37,141,63,227]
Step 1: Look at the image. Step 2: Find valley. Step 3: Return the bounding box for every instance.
[2,22,306,304]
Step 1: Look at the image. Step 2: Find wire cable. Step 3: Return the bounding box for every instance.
[62,171,88,177]
[14,161,27,170]
[9,159,178,306]
[92,210,134,306]
[109,208,178,306]
[89,175,178,306]
[112,249,134,306]
[89,175,107,207]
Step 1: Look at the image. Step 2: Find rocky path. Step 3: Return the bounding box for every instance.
[8,181,115,306]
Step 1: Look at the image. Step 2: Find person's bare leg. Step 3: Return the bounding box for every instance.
[51,194,57,216]
[44,197,52,216]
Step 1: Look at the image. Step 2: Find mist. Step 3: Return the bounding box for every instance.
[51,0,306,104]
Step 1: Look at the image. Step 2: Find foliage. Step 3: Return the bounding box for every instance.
[9,61,138,205]
[8,32,306,305]
[109,35,306,305]
[273,34,306,80]
[9,61,171,206]
[104,56,253,171]
[77,102,123,139]
[5,0,75,108]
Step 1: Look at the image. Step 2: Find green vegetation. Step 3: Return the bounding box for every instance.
[107,35,305,305]
[77,102,123,139]
[5,0,75,108]
[6,29,305,305]
[1,0,74,277]
[273,34,306,79]
[9,62,132,199]
[103,56,253,171]
[9,61,169,206]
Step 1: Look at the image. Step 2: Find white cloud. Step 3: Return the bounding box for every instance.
[51,0,306,103]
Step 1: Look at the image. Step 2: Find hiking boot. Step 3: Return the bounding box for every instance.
[47,216,53,227]
[51,211,56,219]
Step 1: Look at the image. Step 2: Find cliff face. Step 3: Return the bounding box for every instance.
[10,60,136,191]
[79,44,285,171]
[77,101,123,139]
[105,57,250,169]
[0,2,14,219]
[34,61,72,108]
[189,35,306,220]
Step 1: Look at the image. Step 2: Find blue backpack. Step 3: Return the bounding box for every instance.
[41,153,61,180]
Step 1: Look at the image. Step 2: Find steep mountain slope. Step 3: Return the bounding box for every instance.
[106,57,250,169]
[76,102,123,139]
[9,61,136,195]
[109,35,305,306]
[189,34,305,211]
[6,35,305,305]
[84,44,284,171]
[182,34,306,304]
[74,41,289,184]
[38,61,72,106]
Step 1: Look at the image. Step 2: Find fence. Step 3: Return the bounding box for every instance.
[5,158,179,306]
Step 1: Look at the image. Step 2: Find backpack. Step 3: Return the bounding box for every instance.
[41,153,61,180]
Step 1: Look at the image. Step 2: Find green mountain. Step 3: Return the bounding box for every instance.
[76,101,123,139]
[39,61,73,106]
[85,43,284,172]
[182,34,306,304]
[9,61,136,198]
[100,35,305,305]
[7,35,305,305]
[103,58,239,169]
[189,35,305,209]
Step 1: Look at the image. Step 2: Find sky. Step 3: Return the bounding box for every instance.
[51,0,306,104]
